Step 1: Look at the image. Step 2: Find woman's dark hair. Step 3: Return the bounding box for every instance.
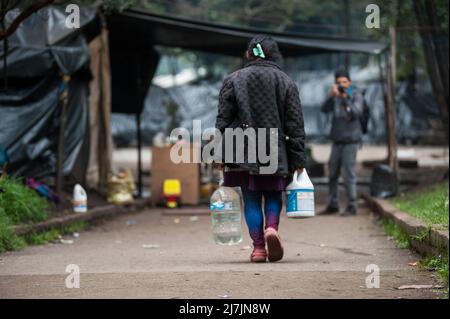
[247,34,282,63]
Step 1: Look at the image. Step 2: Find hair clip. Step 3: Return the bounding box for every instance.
[252,43,265,58]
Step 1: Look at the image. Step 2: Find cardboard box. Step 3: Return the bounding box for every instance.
[151,144,200,205]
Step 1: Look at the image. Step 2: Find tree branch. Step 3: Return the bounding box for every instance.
[0,0,55,40]
[8,0,21,11]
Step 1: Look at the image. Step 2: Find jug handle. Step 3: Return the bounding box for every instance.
[293,169,305,183]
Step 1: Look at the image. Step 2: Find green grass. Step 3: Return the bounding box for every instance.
[379,217,449,295]
[383,182,449,294]
[392,182,449,229]
[63,221,86,234]
[23,221,86,246]
[0,175,88,252]
[0,176,48,224]
[0,177,88,252]
[420,254,449,295]
[0,176,50,253]
[0,208,26,253]
[24,228,61,245]
[379,217,410,249]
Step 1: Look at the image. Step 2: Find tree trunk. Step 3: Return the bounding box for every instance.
[413,0,449,141]
[386,27,399,178]
[425,0,449,95]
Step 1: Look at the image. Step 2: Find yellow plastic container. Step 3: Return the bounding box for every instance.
[163,179,181,195]
[163,179,181,208]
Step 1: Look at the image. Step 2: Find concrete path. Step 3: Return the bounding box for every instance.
[0,192,442,298]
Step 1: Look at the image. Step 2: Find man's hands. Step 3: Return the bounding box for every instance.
[330,84,347,99]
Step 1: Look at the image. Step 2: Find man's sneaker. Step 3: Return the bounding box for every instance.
[319,205,340,215]
[340,207,357,217]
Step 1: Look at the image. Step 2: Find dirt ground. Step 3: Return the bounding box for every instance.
[0,187,444,299]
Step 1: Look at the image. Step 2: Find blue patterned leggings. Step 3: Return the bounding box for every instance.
[241,188,283,249]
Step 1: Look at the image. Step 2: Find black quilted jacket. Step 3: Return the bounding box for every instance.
[215,59,306,176]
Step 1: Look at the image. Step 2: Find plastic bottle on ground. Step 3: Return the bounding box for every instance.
[73,184,87,213]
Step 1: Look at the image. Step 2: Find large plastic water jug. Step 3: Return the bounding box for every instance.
[73,184,87,213]
[286,170,315,218]
[210,185,243,245]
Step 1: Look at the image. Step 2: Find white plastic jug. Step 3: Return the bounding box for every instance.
[73,184,87,213]
[286,169,315,218]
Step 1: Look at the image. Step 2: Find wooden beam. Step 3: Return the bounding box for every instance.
[385,27,399,183]
[56,75,70,197]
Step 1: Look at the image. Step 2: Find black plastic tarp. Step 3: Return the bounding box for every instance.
[0,6,98,179]
[108,9,388,58]
[108,37,160,114]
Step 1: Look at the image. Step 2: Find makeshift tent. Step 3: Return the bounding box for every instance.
[0,6,112,193]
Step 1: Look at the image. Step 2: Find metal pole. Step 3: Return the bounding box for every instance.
[136,111,142,198]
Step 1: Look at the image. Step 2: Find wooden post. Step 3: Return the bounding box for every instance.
[385,27,399,180]
[56,75,70,197]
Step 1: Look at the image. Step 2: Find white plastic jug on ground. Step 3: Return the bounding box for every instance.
[73,184,87,213]
[286,169,315,218]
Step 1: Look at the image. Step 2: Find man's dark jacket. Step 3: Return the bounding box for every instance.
[215,59,306,176]
[321,87,365,144]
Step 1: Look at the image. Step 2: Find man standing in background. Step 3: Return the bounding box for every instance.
[320,70,365,216]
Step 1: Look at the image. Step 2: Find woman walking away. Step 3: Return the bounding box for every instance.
[215,35,306,262]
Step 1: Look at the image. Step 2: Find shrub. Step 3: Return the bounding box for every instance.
[0,177,48,225]
[0,176,49,253]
